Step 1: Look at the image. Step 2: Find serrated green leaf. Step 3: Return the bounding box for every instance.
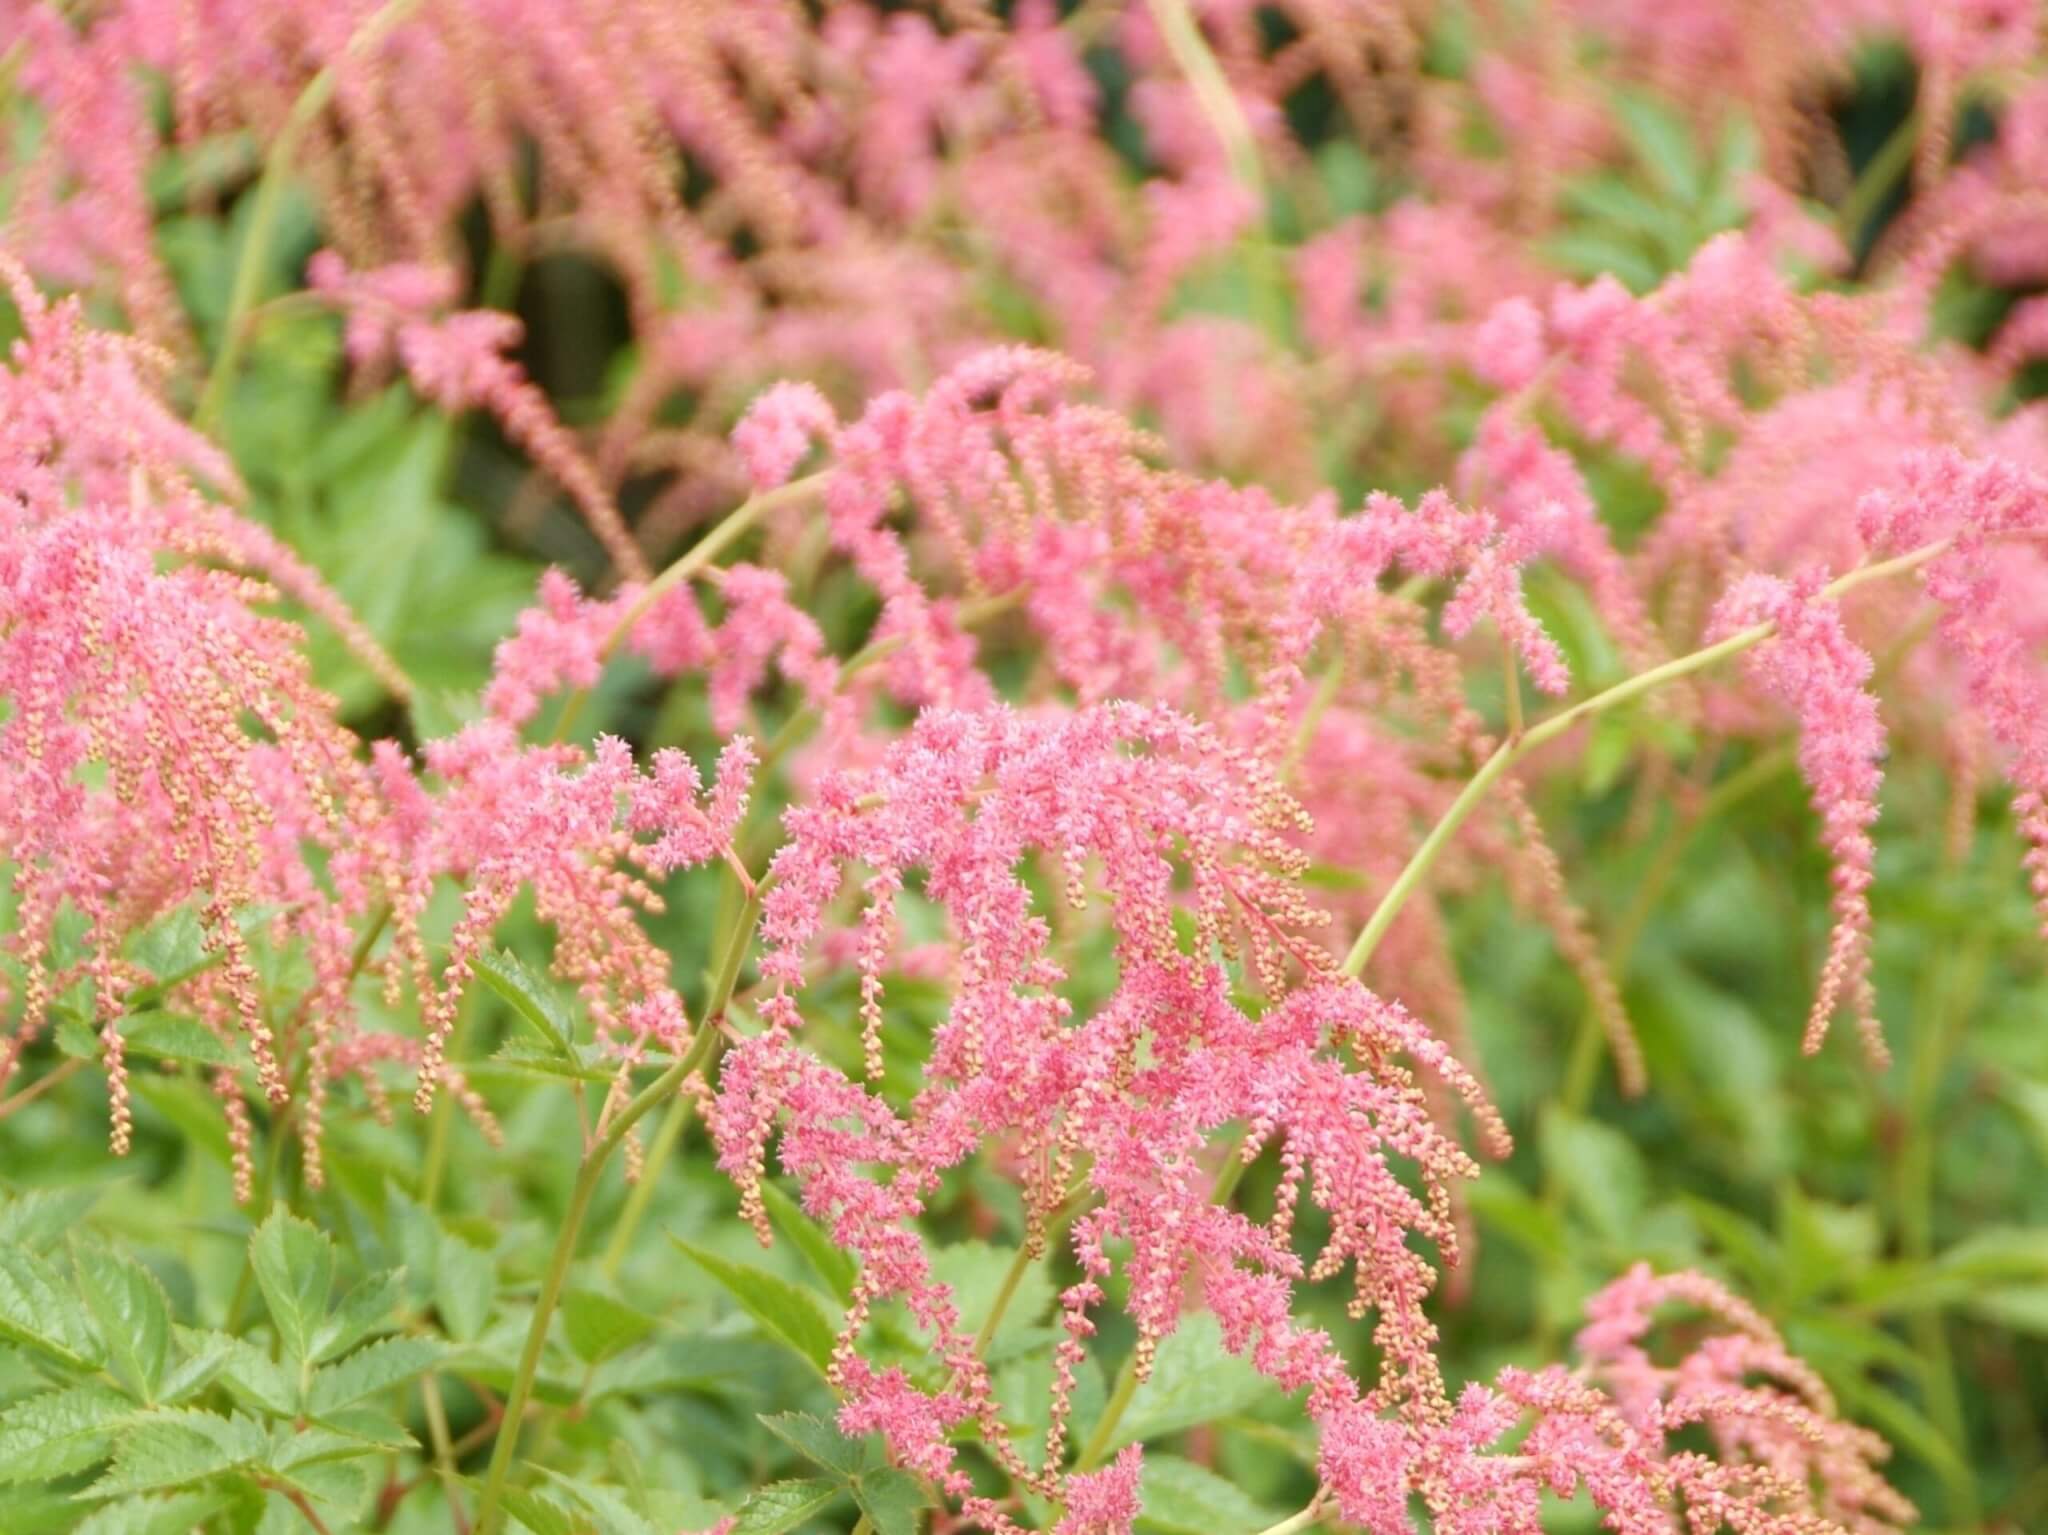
[208,1331,297,1416]
[313,1267,404,1363]
[91,1409,266,1496]
[474,948,579,1059]
[479,1040,620,1083]
[115,1014,237,1068]
[128,1013,236,1068]
[71,1490,232,1535]
[757,1411,879,1478]
[249,1208,334,1365]
[0,1186,103,1253]
[1137,1452,1282,1535]
[121,906,211,991]
[758,1182,858,1304]
[675,1241,838,1377]
[161,1329,236,1403]
[1114,1314,1279,1449]
[0,1384,132,1485]
[267,1453,376,1525]
[269,1423,386,1471]
[435,1231,495,1343]
[497,1481,586,1535]
[72,1244,172,1403]
[307,1405,415,1450]
[0,1244,104,1369]
[564,1289,656,1366]
[537,1470,661,1535]
[309,1335,444,1413]
[729,1478,842,1535]
[850,1467,924,1535]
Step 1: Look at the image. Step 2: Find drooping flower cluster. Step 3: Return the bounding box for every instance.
[12,4,2048,1531]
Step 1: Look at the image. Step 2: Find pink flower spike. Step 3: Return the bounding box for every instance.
[1710,572,1885,1061]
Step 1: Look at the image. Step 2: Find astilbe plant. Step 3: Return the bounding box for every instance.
[5,2,2048,1534]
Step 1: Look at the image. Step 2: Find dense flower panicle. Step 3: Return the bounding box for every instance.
[0,262,425,1177]
[1710,574,1887,1060]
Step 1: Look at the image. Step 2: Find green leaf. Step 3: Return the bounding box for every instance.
[1539,230,1663,293]
[71,1490,233,1535]
[122,905,211,992]
[207,1332,296,1416]
[675,1241,838,1376]
[309,1336,444,1414]
[269,1422,387,1472]
[159,1329,235,1404]
[91,1409,267,1496]
[63,1013,238,1068]
[497,1483,587,1535]
[1115,1314,1279,1448]
[759,1181,859,1304]
[564,1289,657,1366]
[851,1467,925,1535]
[1541,1110,1647,1248]
[0,1244,104,1369]
[71,1245,172,1403]
[729,1478,843,1535]
[434,1231,495,1343]
[495,1489,585,1535]
[308,1405,416,1450]
[248,1208,334,1364]
[1968,1283,2048,1336]
[757,1411,879,1478]
[128,1013,238,1067]
[0,1186,103,1253]
[313,1267,405,1363]
[1138,1452,1283,1535]
[1613,91,1702,204]
[537,1471,662,1535]
[929,1240,1053,1362]
[0,1385,133,1484]
[474,948,579,1059]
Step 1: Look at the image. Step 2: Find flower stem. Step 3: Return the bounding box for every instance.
[472,1015,726,1535]
[1838,109,1921,254]
[1075,1139,1251,1470]
[194,0,422,431]
[1339,539,1953,980]
[550,474,828,743]
[1251,1494,1328,1535]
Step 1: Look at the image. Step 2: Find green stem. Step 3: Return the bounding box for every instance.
[472,1021,722,1535]
[550,474,827,743]
[1144,0,1283,338]
[1838,109,1922,252]
[1076,1139,1250,1470]
[419,1373,465,1523]
[1339,539,1953,980]
[1251,1497,1327,1535]
[194,0,422,432]
[1074,1357,1142,1474]
[598,1089,691,1280]
[1897,919,1989,1528]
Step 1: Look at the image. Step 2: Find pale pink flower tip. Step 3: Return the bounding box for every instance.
[733,381,837,490]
